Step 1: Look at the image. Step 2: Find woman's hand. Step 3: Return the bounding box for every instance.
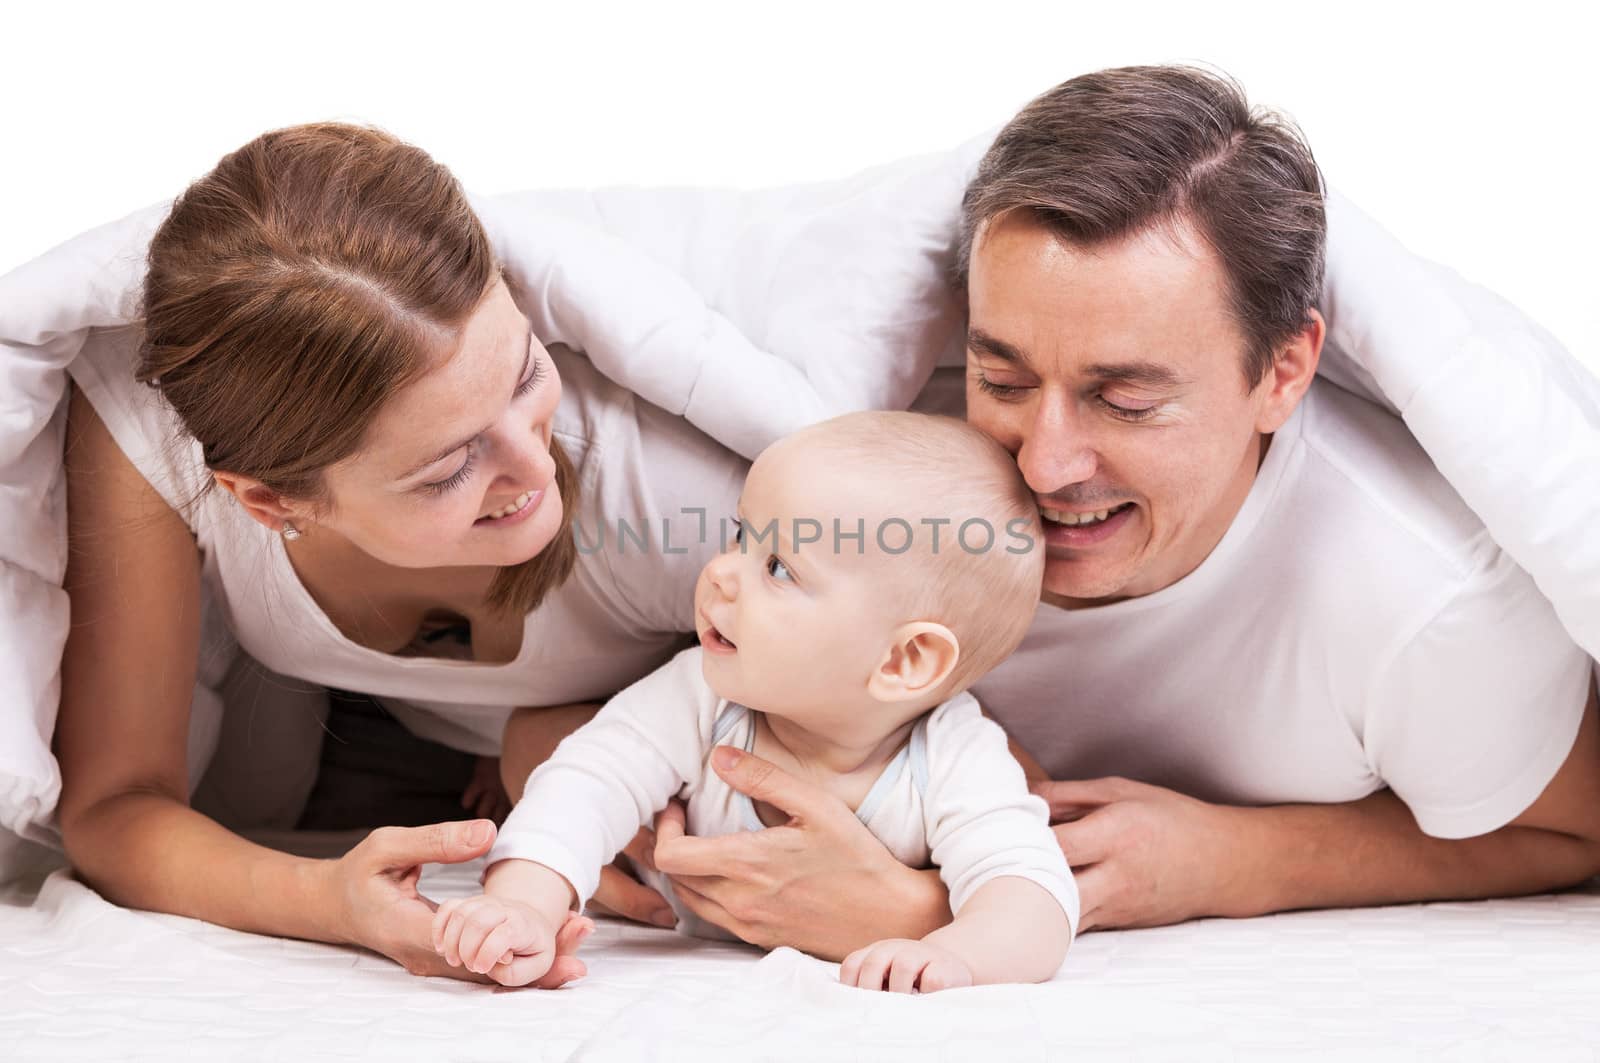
[461,756,512,823]
[326,819,583,981]
[651,747,951,960]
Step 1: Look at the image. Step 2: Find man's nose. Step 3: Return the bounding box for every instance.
[1017,394,1098,492]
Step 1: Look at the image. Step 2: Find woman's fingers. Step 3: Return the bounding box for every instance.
[593,864,676,928]
[358,820,496,871]
[665,875,756,945]
[525,915,594,989]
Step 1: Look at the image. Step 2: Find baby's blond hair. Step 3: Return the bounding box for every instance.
[780,411,1044,694]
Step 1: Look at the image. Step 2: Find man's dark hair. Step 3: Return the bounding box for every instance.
[957,65,1326,388]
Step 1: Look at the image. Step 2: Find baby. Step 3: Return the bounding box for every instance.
[432,411,1076,992]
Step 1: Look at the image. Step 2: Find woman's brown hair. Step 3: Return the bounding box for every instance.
[137,122,576,615]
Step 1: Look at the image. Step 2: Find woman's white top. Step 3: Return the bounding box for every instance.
[489,646,1080,939]
[67,329,748,754]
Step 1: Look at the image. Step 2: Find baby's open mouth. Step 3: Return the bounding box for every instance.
[704,624,737,651]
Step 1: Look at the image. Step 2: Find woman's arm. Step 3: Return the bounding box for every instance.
[55,385,333,935]
[54,389,501,976]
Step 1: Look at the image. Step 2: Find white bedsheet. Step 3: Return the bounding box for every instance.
[3,848,1597,1061]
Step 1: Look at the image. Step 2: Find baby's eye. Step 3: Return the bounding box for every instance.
[766,556,793,582]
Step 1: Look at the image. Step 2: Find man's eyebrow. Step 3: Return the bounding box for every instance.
[400,325,533,481]
[966,328,1032,367]
[1083,361,1188,389]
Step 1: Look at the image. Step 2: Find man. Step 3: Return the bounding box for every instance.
[648,66,1600,953]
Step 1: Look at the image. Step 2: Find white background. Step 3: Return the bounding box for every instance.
[4,0,1595,373]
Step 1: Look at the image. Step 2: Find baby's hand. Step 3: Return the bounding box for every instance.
[839,938,975,994]
[431,894,594,988]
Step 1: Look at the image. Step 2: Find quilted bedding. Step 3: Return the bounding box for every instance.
[4,847,1597,1061]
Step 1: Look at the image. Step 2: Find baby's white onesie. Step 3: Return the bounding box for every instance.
[488,647,1079,941]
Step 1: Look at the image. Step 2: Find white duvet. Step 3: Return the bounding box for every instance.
[2,850,1597,1060]
[1,133,1598,872]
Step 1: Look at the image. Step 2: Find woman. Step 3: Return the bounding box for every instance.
[54,122,770,981]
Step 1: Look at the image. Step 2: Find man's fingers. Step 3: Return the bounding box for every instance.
[652,800,688,844]
[1031,777,1144,820]
[709,746,837,824]
[652,829,756,878]
[1053,810,1118,867]
[593,864,676,928]
[361,820,497,870]
[1072,863,1111,933]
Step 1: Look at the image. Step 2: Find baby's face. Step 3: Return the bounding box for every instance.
[693,441,922,744]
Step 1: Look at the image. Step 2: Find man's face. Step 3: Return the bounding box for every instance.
[965,212,1294,607]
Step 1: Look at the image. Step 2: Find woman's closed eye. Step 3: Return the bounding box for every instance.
[423,447,477,495]
[515,355,546,397]
[420,355,546,496]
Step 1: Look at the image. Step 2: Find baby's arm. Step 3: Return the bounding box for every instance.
[842,697,1077,992]
[840,876,1070,992]
[432,861,592,987]
[432,648,719,986]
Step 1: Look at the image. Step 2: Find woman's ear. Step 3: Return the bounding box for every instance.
[867,622,961,703]
[212,471,304,534]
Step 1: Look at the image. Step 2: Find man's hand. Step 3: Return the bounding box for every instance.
[652,746,950,960]
[1033,775,1246,932]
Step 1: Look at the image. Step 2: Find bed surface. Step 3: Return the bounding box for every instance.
[3,847,1597,1061]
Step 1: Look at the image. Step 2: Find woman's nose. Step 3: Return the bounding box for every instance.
[488,420,554,491]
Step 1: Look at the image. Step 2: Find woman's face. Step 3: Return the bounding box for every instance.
[304,278,567,571]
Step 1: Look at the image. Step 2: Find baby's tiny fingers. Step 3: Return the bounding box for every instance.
[853,944,896,992]
[471,921,518,975]
[888,952,926,995]
[838,947,868,987]
[920,958,973,993]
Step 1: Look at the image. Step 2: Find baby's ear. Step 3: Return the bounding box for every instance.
[867,622,961,703]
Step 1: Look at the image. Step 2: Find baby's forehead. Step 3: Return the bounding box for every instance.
[749,445,921,524]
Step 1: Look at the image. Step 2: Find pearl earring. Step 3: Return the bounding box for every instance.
[281,522,302,541]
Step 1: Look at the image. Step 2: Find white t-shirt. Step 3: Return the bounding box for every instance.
[970,379,1594,840]
[489,646,1080,938]
[67,327,747,754]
